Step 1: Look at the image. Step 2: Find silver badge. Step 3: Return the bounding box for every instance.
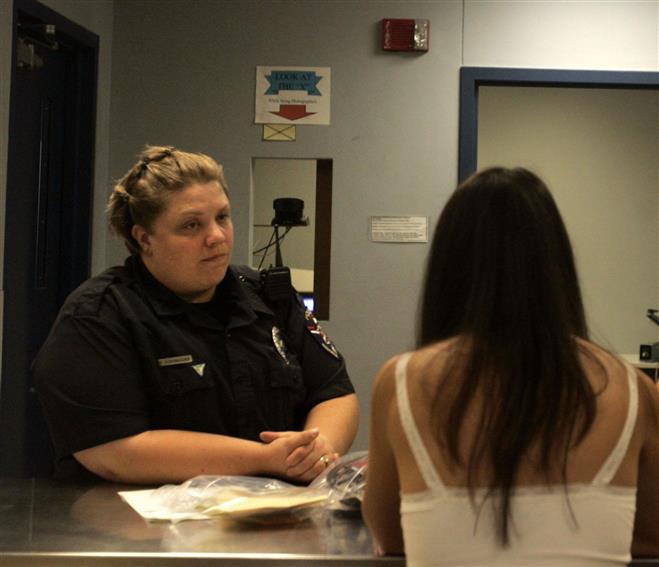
[272,326,290,364]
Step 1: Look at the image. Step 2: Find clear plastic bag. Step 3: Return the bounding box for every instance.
[310,451,368,514]
[149,475,330,523]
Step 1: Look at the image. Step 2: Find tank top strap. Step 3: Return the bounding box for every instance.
[592,362,639,486]
[395,352,446,493]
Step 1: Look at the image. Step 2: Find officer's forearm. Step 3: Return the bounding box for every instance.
[303,393,360,455]
[73,429,270,484]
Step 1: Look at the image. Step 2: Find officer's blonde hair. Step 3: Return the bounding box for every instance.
[107,145,229,255]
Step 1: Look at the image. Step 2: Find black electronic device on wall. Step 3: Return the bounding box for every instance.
[640,309,659,362]
[272,198,308,227]
[639,343,659,362]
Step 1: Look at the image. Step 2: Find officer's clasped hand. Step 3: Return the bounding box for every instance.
[259,428,339,484]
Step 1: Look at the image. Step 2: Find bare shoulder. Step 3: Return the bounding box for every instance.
[575,339,631,394]
[636,370,659,438]
[371,354,403,406]
[407,340,457,392]
[372,341,456,402]
[575,338,625,372]
[578,338,658,436]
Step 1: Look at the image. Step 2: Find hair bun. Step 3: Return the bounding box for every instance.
[117,189,131,204]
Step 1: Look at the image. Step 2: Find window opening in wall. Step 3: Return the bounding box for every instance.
[252,158,332,320]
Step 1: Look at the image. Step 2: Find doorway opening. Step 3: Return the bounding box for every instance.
[458,66,659,356]
[0,0,98,476]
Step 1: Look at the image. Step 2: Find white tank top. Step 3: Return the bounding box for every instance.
[396,352,638,567]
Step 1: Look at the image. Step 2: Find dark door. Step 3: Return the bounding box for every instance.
[0,0,98,477]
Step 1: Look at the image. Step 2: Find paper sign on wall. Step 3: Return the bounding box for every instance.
[255,66,331,125]
[369,216,429,243]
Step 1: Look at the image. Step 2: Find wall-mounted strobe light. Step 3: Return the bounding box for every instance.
[382,19,429,52]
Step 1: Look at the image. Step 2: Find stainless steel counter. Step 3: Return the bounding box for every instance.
[0,478,401,566]
[1,478,657,567]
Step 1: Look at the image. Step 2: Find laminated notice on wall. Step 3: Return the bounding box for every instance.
[255,66,330,125]
[369,216,428,243]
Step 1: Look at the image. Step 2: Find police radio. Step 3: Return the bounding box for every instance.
[261,266,292,303]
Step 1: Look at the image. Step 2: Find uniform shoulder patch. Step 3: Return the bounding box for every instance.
[304,309,340,359]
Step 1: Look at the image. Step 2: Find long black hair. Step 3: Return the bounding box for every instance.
[418,167,596,544]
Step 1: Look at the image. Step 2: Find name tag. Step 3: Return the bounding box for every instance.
[158,355,193,367]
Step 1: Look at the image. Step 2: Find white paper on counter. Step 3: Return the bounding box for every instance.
[119,488,210,522]
[119,483,329,523]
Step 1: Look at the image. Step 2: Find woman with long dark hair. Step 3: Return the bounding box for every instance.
[363,167,658,565]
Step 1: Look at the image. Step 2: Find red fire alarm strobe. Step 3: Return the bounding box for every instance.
[382,19,430,52]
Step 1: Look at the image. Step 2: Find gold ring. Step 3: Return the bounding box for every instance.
[319,455,330,468]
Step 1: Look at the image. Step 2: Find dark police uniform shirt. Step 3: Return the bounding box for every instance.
[34,256,354,480]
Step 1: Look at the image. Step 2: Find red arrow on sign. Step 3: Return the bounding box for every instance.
[270,104,316,121]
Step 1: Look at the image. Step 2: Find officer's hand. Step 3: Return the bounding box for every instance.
[259,428,319,482]
[260,429,338,483]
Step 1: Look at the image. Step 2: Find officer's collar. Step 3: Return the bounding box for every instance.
[127,255,239,318]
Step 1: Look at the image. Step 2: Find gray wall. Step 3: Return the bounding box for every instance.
[1,0,657,451]
[463,0,658,69]
[107,0,464,449]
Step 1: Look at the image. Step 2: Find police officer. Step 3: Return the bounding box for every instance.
[34,146,359,484]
